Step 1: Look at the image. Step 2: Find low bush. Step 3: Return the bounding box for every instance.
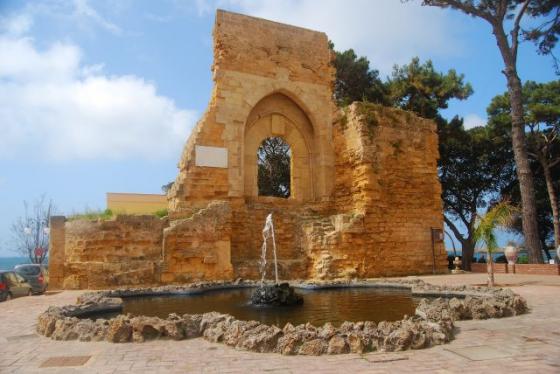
[154,209,168,218]
[68,209,114,221]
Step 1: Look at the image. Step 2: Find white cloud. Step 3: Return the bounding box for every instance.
[73,0,122,35]
[0,32,197,161]
[463,113,486,129]
[0,13,33,36]
[197,0,464,74]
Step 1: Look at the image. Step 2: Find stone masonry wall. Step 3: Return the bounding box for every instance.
[168,10,336,215]
[305,103,447,278]
[230,104,448,281]
[161,201,233,283]
[229,198,332,280]
[60,216,166,289]
[48,216,66,289]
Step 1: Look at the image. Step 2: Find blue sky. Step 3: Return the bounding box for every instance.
[0,0,557,256]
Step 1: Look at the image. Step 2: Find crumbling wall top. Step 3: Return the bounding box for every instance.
[213,10,334,86]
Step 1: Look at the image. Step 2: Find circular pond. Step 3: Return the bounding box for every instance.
[116,287,419,327]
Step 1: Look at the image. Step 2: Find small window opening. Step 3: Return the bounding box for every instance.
[257,137,291,198]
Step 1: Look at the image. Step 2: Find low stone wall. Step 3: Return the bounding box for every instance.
[37,279,527,355]
[471,263,508,274]
[471,263,560,276]
[512,264,560,275]
[49,215,167,289]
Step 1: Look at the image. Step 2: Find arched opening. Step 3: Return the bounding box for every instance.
[244,93,317,201]
[257,137,291,198]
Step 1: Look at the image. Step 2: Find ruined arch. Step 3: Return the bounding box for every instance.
[244,93,316,201]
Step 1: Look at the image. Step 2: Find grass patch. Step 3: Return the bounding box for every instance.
[68,209,114,221]
[339,111,348,131]
[68,207,169,221]
[154,208,168,218]
[355,102,381,140]
[391,139,403,156]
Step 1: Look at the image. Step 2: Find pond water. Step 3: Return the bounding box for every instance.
[117,287,419,327]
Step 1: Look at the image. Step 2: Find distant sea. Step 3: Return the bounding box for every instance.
[0,257,36,270]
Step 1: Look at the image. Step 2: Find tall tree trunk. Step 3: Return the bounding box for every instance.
[444,216,477,270]
[508,73,543,263]
[493,25,544,264]
[543,162,560,250]
[461,240,475,271]
[487,252,495,287]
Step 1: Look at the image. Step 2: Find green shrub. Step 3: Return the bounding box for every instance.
[517,254,529,264]
[356,102,379,129]
[339,112,348,130]
[68,209,113,221]
[154,208,168,218]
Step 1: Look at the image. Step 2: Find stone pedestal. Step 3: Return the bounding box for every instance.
[250,283,303,306]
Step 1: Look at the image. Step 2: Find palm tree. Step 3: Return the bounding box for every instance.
[474,202,519,287]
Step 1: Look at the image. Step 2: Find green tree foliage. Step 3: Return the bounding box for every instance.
[488,80,560,251]
[419,0,560,264]
[524,2,560,70]
[388,57,473,120]
[439,117,515,270]
[331,44,389,106]
[257,137,291,198]
[331,44,473,120]
[161,181,174,194]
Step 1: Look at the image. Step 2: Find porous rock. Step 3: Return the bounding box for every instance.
[327,335,349,354]
[298,338,327,356]
[236,324,283,352]
[106,315,132,343]
[51,318,79,341]
[131,316,166,342]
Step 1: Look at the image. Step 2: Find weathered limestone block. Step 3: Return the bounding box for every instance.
[162,201,233,283]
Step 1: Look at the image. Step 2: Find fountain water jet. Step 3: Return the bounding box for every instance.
[259,213,279,285]
[250,213,303,306]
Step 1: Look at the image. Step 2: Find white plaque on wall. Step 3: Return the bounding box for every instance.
[195,145,228,168]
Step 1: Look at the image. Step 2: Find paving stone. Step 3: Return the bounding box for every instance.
[1,274,560,373]
[39,355,91,367]
[444,345,514,361]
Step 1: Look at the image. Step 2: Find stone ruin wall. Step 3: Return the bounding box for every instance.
[48,10,447,289]
[167,10,336,215]
[49,216,165,290]
[161,201,233,283]
[321,103,447,278]
[49,102,446,289]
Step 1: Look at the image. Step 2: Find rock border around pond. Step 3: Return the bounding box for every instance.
[36,279,528,355]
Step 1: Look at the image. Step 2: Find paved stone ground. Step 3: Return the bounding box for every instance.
[1,273,559,373]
